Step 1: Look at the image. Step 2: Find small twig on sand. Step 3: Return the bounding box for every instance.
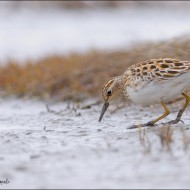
[46,104,50,112]
[80,100,101,109]
[46,104,64,115]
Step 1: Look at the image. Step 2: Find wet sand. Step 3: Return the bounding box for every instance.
[0,98,190,188]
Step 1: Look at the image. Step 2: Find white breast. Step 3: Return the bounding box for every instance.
[127,72,190,106]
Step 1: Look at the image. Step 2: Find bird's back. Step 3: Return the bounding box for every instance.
[124,58,190,82]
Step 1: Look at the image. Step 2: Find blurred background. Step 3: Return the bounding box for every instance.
[1,1,190,62]
[0,1,190,100]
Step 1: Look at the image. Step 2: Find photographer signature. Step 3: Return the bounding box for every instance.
[0,179,10,185]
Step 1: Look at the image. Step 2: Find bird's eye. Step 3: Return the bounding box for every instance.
[107,90,112,96]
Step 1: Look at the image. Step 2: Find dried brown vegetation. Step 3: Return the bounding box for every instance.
[0,36,190,101]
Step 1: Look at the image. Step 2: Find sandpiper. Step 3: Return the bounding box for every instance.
[99,58,190,128]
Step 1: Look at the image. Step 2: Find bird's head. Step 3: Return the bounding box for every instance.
[99,76,123,122]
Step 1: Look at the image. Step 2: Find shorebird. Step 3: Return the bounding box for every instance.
[99,58,190,128]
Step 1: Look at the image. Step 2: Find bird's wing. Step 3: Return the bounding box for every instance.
[127,58,190,81]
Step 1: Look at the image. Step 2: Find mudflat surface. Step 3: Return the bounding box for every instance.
[0,98,190,188]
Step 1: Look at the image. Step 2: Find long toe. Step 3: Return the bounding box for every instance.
[166,119,184,125]
[128,124,141,129]
[128,122,156,129]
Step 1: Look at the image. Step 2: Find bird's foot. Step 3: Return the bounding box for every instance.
[128,121,156,129]
[162,119,184,125]
[128,119,185,129]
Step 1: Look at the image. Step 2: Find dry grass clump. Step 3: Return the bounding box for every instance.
[0,36,190,101]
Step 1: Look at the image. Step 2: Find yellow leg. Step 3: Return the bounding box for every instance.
[168,93,190,124]
[128,93,190,129]
[147,101,170,125]
[128,101,170,129]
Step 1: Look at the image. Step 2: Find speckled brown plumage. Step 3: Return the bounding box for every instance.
[124,58,190,82]
[99,58,190,128]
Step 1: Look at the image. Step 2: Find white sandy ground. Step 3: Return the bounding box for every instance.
[0,98,190,188]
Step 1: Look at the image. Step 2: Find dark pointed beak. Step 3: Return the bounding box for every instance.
[99,102,109,122]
